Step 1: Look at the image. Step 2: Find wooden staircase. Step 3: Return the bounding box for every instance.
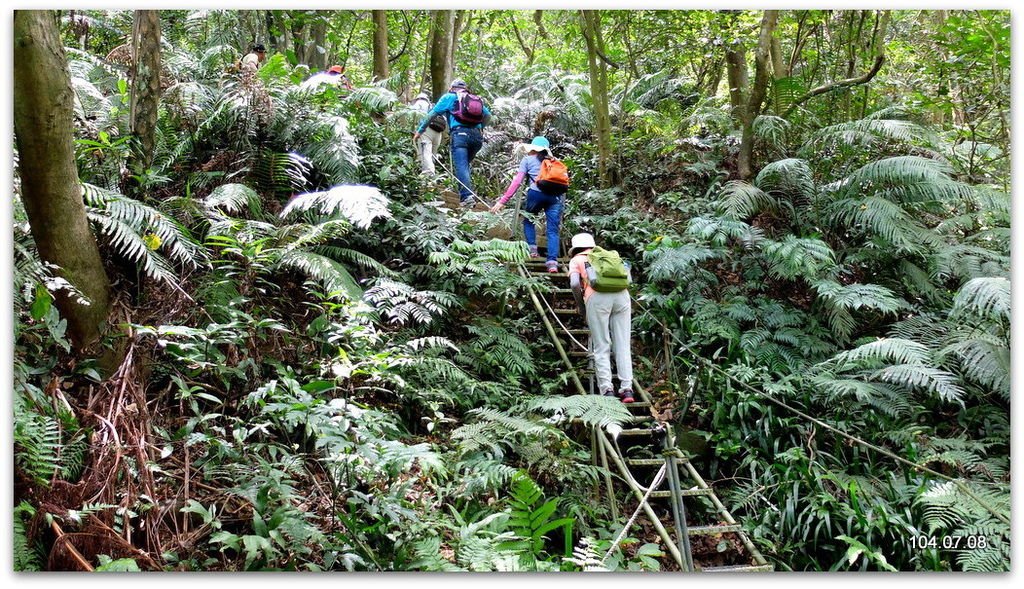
[521,257,773,572]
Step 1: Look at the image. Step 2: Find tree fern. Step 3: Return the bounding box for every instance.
[83,183,207,282]
[453,407,563,455]
[931,245,1009,283]
[460,320,537,379]
[823,337,932,369]
[871,364,964,405]
[801,118,934,156]
[364,278,459,327]
[685,215,765,248]
[940,335,1009,400]
[827,195,943,253]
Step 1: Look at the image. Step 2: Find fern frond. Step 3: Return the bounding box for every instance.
[871,364,964,404]
[754,158,816,202]
[950,277,1009,323]
[275,251,362,299]
[715,181,778,221]
[761,236,836,281]
[527,395,633,428]
[823,337,932,369]
[686,216,765,248]
[86,212,178,283]
[281,185,391,229]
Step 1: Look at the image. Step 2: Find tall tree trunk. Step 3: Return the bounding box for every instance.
[310,18,327,70]
[129,10,161,177]
[14,10,112,353]
[449,10,465,82]
[580,10,617,187]
[290,11,308,65]
[265,11,278,47]
[724,46,748,125]
[728,10,779,180]
[372,10,389,81]
[429,10,454,99]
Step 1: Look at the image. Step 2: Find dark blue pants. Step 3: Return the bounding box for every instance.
[523,188,564,262]
[450,127,483,200]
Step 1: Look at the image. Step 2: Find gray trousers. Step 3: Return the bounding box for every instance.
[417,128,442,175]
[586,289,633,393]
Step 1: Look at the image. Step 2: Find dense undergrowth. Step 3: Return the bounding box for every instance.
[13,16,1010,572]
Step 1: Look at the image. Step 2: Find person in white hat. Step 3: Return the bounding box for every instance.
[410,91,443,175]
[568,232,635,403]
[490,136,564,272]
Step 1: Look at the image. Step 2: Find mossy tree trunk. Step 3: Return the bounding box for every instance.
[129,10,161,178]
[372,10,389,82]
[726,10,778,180]
[429,10,455,99]
[580,10,617,187]
[14,10,112,354]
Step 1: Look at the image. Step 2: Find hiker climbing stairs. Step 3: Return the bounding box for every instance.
[520,257,773,572]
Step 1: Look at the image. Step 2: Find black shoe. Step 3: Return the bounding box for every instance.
[602,389,616,397]
[618,389,635,403]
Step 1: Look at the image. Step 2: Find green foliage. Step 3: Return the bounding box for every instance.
[498,472,575,567]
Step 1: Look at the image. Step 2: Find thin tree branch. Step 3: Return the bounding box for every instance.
[783,10,889,117]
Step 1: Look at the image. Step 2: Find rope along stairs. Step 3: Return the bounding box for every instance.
[519,257,773,573]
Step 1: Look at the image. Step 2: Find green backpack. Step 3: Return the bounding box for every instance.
[586,246,630,293]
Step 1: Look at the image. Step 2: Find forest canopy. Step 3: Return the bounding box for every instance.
[10,8,1012,573]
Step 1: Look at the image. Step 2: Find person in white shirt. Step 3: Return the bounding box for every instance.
[411,92,444,175]
[240,43,266,72]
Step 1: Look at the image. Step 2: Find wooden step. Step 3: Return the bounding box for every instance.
[649,488,713,499]
[617,428,656,438]
[534,272,569,279]
[686,524,743,536]
[626,457,682,467]
[698,563,774,573]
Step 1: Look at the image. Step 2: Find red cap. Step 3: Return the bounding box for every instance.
[328,65,344,74]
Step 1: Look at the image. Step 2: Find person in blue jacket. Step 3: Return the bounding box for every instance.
[413,79,491,206]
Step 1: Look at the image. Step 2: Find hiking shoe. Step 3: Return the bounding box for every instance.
[602,389,616,397]
[460,196,476,208]
[618,389,635,404]
[528,246,540,258]
[546,260,559,273]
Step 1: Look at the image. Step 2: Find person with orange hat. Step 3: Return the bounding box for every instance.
[326,65,354,90]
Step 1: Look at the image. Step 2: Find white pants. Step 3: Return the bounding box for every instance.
[417,128,442,175]
[586,289,633,394]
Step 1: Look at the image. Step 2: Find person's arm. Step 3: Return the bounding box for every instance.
[481,104,493,127]
[491,158,530,212]
[491,171,526,212]
[415,94,453,136]
[569,262,586,316]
